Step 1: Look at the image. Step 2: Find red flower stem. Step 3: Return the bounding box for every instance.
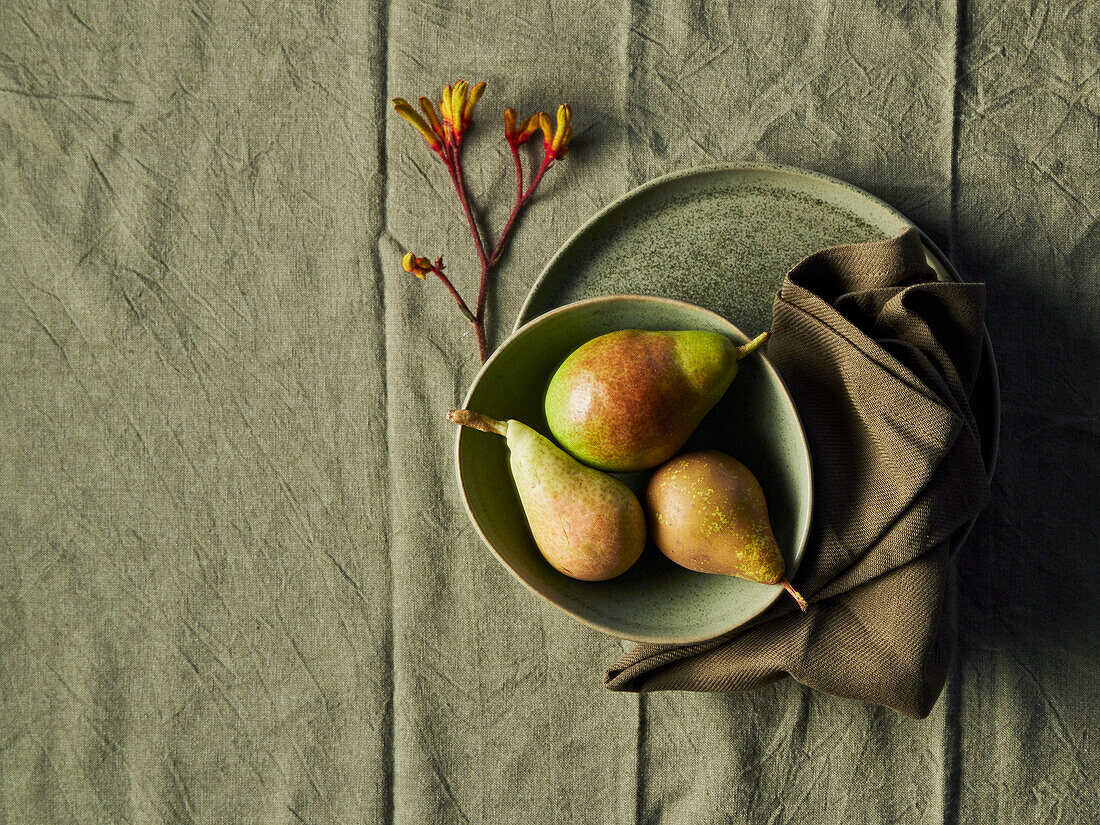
[435,142,491,362]
[448,143,490,274]
[429,264,476,323]
[434,140,555,363]
[472,318,488,362]
[510,141,524,205]
[433,262,488,362]
[447,142,495,361]
[487,153,553,269]
[523,153,553,201]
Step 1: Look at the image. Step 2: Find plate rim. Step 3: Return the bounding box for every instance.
[514,161,1000,489]
[459,292,814,644]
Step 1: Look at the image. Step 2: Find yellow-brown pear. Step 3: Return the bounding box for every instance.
[646,450,807,610]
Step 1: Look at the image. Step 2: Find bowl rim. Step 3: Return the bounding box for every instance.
[454,292,814,644]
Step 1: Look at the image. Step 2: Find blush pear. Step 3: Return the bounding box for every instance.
[544,329,768,472]
[449,409,645,581]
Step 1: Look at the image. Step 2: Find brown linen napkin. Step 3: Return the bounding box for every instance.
[605,229,990,719]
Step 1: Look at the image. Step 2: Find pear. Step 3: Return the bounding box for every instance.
[448,409,645,582]
[544,329,769,472]
[646,449,807,611]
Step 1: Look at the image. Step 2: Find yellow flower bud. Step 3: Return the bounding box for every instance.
[439,86,453,124]
[503,108,518,139]
[464,81,486,124]
[419,96,445,142]
[556,123,573,157]
[518,115,540,142]
[538,112,553,147]
[401,252,433,279]
[393,98,441,150]
[552,104,571,153]
[451,80,468,129]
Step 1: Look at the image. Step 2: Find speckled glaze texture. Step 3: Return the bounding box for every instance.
[520,172,885,336]
[455,295,813,644]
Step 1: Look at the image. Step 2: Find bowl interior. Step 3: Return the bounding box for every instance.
[456,295,812,644]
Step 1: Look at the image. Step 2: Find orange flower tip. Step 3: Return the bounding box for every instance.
[503,107,518,139]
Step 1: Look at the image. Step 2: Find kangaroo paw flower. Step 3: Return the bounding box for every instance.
[391,83,575,363]
[546,104,572,159]
[393,99,442,152]
[401,252,435,279]
[505,108,543,147]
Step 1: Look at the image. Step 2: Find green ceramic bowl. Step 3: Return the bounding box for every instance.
[453,294,812,644]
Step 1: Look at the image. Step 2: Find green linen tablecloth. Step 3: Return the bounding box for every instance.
[1,1,1096,823]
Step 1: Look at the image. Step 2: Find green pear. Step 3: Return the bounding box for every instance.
[544,329,769,472]
[646,449,807,611]
[449,409,645,581]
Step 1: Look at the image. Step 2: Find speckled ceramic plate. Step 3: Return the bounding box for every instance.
[518,163,1000,549]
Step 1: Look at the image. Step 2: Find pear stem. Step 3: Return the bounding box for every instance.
[447,409,507,436]
[780,578,808,612]
[735,331,770,360]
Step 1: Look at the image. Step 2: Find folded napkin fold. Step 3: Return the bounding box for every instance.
[605,229,991,719]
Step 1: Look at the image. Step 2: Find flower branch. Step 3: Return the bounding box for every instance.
[393,81,573,363]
